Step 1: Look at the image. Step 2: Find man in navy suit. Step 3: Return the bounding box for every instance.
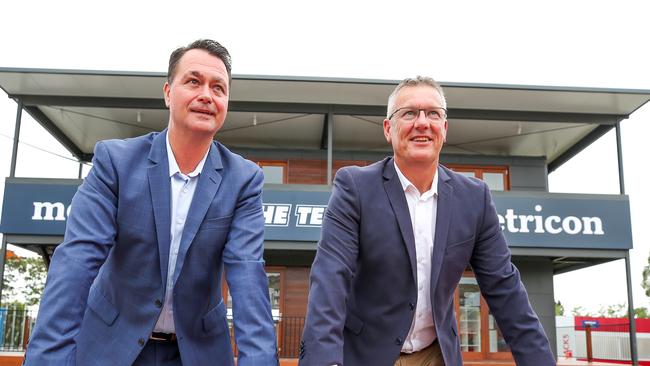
[300,76,555,366]
[24,39,278,366]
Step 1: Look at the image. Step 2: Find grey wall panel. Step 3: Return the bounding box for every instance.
[514,258,557,357]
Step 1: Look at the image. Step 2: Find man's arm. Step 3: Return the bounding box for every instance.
[470,182,555,366]
[300,168,361,366]
[23,142,118,366]
[223,167,278,366]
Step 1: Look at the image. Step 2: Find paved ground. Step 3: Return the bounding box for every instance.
[557,358,625,366]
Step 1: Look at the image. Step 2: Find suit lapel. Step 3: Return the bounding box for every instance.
[430,166,453,294]
[172,143,223,285]
[382,158,417,284]
[147,130,172,284]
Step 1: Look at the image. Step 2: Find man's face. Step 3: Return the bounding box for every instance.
[163,49,229,137]
[383,85,448,168]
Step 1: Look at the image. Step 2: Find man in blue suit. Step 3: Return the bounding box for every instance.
[300,77,555,366]
[24,39,278,366]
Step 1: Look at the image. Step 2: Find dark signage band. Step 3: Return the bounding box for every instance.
[0,179,633,250]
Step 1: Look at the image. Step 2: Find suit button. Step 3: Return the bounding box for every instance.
[409,302,415,310]
[138,338,145,346]
[155,299,162,308]
[395,337,403,346]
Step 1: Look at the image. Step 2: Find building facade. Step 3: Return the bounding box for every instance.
[1,68,648,364]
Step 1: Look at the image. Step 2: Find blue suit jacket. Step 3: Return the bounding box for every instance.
[24,130,278,366]
[300,157,554,366]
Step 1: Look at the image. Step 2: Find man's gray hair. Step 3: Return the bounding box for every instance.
[386,76,447,118]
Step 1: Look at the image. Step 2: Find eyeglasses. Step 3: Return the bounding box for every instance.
[388,107,447,122]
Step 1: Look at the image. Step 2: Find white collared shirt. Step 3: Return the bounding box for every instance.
[153,133,209,333]
[394,161,439,353]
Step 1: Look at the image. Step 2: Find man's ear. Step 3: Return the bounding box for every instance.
[383,119,392,143]
[163,82,171,108]
[442,119,448,142]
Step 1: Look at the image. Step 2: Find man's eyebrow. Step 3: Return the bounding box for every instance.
[187,70,227,85]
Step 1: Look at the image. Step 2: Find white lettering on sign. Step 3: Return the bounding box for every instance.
[262,204,292,226]
[31,202,71,221]
[497,205,604,235]
[295,205,327,227]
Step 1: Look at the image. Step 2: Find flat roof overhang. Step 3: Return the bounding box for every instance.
[2,68,650,172]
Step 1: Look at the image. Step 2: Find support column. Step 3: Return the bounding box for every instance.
[326,111,333,186]
[78,162,83,179]
[9,100,23,177]
[626,253,639,365]
[616,122,625,195]
[0,236,7,306]
[617,122,638,365]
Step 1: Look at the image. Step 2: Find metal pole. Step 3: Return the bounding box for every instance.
[616,122,626,195]
[326,111,333,186]
[585,324,593,362]
[9,100,23,177]
[625,253,639,365]
[78,161,83,179]
[617,122,638,364]
[0,236,6,307]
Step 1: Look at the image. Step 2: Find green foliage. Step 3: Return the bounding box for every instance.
[643,252,650,297]
[571,306,593,317]
[1,256,47,306]
[555,301,565,316]
[597,303,626,318]
[635,307,650,318]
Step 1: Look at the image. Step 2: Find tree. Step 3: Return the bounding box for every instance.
[597,303,626,318]
[555,301,565,316]
[572,306,593,317]
[642,252,650,297]
[1,255,47,306]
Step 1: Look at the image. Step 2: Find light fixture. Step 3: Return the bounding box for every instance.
[137,111,142,123]
[253,113,258,126]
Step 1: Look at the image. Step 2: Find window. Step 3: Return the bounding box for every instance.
[455,271,514,361]
[447,165,509,191]
[256,161,287,184]
[459,277,482,352]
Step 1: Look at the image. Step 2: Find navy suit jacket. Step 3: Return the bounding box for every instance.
[300,157,554,366]
[24,130,278,366]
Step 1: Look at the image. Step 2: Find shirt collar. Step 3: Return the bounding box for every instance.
[393,160,439,199]
[166,132,209,178]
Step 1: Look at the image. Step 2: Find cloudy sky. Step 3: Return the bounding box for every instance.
[0,0,649,314]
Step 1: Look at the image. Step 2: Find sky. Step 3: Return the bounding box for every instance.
[0,0,649,314]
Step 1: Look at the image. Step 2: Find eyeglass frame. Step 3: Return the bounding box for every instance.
[388,106,448,122]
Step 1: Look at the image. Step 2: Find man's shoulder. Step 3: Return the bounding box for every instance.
[440,165,484,187]
[211,140,261,175]
[337,157,389,179]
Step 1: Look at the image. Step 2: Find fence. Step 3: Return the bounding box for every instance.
[556,321,650,364]
[0,307,36,352]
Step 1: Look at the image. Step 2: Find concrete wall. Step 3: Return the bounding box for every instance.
[514,257,557,356]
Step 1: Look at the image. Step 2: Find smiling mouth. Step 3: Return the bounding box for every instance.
[411,137,432,142]
[190,108,215,116]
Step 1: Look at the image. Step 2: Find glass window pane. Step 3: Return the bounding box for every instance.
[457,171,476,179]
[267,272,281,314]
[483,172,505,191]
[459,277,481,352]
[489,314,510,352]
[262,165,284,184]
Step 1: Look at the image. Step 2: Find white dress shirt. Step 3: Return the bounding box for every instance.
[394,162,439,353]
[153,134,208,333]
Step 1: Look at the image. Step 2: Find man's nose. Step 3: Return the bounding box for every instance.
[413,110,430,128]
[197,84,213,103]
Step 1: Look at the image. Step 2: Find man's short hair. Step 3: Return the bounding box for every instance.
[386,76,447,118]
[167,39,232,84]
